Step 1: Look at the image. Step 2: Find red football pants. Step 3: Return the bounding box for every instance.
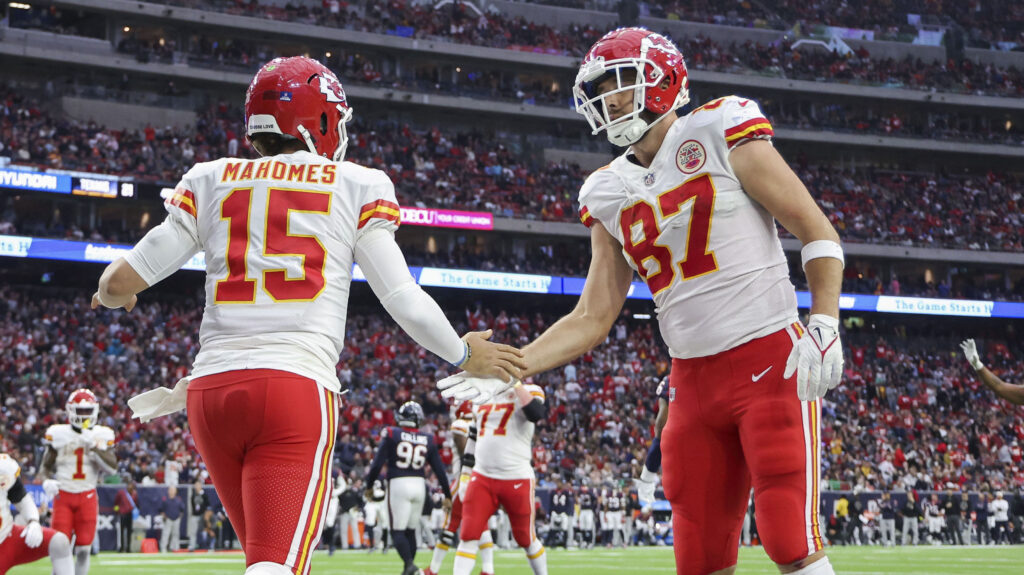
[0,524,60,574]
[188,369,338,575]
[51,489,98,546]
[459,472,536,548]
[662,324,824,575]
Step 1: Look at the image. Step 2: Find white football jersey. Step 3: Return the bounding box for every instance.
[578,96,799,359]
[44,424,115,493]
[125,151,401,392]
[473,384,544,480]
[0,454,20,543]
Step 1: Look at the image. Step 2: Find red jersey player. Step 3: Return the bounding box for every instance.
[0,453,74,575]
[40,389,116,575]
[441,28,844,575]
[93,56,525,575]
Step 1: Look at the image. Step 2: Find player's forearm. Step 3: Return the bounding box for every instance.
[804,256,842,319]
[978,367,1024,405]
[521,310,611,377]
[93,449,118,473]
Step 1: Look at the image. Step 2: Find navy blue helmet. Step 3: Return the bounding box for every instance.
[397,401,425,428]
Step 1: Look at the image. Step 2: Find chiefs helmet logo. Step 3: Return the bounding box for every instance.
[316,72,347,104]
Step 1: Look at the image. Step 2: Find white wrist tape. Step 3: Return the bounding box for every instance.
[801,240,844,271]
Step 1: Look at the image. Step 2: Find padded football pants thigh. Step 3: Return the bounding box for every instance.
[662,361,751,575]
[188,370,338,574]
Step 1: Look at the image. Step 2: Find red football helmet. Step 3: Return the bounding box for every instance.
[454,401,474,421]
[244,56,354,161]
[66,388,99,429]
[573,27,690,146]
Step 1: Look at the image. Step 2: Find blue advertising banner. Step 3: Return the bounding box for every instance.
[2,234,1023,319]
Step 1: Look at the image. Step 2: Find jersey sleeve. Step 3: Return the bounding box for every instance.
[94,426,116,450]
[577,166,624,233]
[451,419,471,437]
[356,170,401,239]
[525,383,546,403]
[43,425,61,448]
[123,165,205,285]
[720,96,774,150]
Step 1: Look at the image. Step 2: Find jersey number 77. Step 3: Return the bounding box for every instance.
[619,173,719,295]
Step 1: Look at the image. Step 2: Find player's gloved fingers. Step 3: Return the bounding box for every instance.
[807,361,823,401]
[783,345,799,380]
[828,357,844,390]
[436,374,466,391]
[795,353,812,401]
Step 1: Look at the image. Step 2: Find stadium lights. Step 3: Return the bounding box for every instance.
[9,2,31,9]
[326,51,332,58]
[123,26,130,33]
[633,314,652,320]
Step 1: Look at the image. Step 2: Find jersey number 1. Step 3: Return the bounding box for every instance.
[619,173,719,295]
[216,187,331,303]
[73,447,86,480]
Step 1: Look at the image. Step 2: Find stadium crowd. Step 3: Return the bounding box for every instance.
[11,1,1024,98]
[2,84,1023,255]
[523,0,1024,49]
[1,284,1023,494]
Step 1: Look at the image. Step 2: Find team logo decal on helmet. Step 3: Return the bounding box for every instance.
[573,27,690,147]
[244,56,354,161]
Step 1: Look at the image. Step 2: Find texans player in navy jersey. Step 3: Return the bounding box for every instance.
[636,377,670,506]
[365,402,451,575]
[546,480,575,548]
[576,485,598,548]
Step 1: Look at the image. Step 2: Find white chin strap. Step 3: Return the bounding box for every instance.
[606,118,649,146]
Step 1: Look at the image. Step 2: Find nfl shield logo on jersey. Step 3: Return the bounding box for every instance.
[669,387,677,402]
[676,140,707,174]
[644,172,656,186]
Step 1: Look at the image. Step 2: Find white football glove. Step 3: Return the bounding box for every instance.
[960,339,984,371]
[634,467,658,507]
[785,314,844,402]
[21,520,43,548]
[43,479,60,499]
[437,373,515,405]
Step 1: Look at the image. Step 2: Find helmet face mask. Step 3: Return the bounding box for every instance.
[573,28,690,147]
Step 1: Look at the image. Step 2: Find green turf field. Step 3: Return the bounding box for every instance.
[10,545,1024,574]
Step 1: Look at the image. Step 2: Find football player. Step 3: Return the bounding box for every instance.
[100,56,526,575]
[365,402,451,575]
[363,479,387,552]
[576,485,598,548]
[0,453,74,575]
[452,381,548,575]
[601,483,627,547]
[425,402,495,575]
[40,389,116,575]
[440,27,844,575]
[635,377,670,506]
[546,480,574,548]
[961,339,1024,405]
